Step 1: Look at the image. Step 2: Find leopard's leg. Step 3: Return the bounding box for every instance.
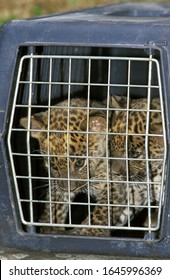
[67,205,110,236]
[67,183,128,237]
[39,191,75,234]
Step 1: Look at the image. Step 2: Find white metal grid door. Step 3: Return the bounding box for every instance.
[7,51,167,236]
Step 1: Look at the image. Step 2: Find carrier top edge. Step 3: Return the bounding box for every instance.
[2,2,170,27]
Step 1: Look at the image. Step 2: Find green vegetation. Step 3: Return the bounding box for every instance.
[69,0,78,6]
[0,16,16,26]
[32,5,43,17]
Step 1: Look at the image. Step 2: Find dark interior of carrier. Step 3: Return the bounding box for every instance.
[9,45,165,239]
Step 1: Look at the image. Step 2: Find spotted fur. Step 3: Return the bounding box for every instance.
[108,96,165,228]
[67,96,165,235]
[20,98,108,234]
[20,96,165,236]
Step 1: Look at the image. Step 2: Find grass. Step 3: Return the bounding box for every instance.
[69,0,78,6]
[32,5,43,17]
[0,16,16,26]
[0,5,43,25]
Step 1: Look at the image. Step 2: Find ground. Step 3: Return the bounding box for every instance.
[0,246,126,260]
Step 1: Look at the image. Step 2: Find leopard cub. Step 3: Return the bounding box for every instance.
[20,97,108,235]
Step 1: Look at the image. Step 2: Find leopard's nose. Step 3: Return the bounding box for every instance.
[111,160,125,176]
[112,170,122,176]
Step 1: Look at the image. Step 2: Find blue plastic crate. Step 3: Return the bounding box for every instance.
[0,2,170,257]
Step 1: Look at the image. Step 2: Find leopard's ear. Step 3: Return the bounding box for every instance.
[81,112,106,132]
[20,111,47,139]
[109,95,122,109]
[109,95,128,110]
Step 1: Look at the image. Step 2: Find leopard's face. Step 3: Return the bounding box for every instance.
[40,131,88,192]
[110,97,164,182]
[20,98,107,192]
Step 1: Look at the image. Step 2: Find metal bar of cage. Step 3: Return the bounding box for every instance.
[7,52,167,234]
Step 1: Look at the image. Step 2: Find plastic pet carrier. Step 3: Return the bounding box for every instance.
[0,2,170,258]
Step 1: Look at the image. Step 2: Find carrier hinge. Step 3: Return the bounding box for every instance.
[144,40,167,55]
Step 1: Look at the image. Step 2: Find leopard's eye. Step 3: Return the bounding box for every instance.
[131,151,142,158]
[75,159,85,168]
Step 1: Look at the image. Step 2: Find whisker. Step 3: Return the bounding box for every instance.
[33,183,49,190]
[31,148,42,154]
